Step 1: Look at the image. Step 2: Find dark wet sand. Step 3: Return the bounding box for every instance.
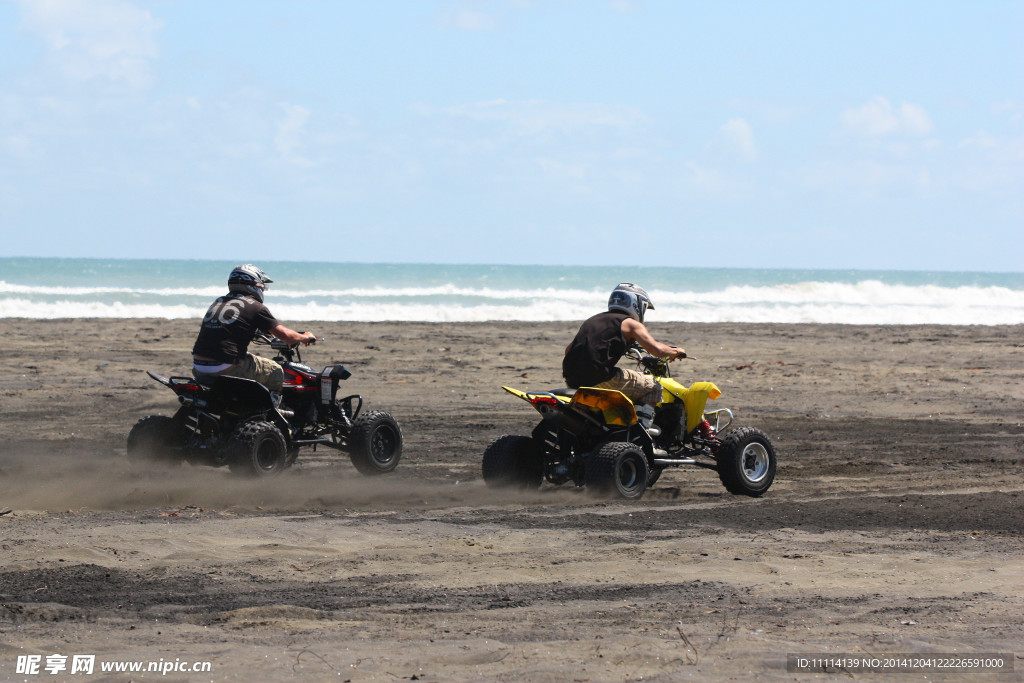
[1,320,1022,680]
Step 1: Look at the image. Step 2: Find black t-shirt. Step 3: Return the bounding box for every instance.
[191,294,279,364]
[562,311,630,388]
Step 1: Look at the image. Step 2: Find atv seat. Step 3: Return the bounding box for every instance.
[552,388,577,398]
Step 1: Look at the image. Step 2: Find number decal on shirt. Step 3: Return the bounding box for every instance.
[204,298,244,325]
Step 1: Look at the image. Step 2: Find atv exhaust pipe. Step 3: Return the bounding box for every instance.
[178,395,208,409]
[652,457,697,466]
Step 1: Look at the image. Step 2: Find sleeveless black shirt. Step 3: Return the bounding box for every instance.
[562,311,630,388]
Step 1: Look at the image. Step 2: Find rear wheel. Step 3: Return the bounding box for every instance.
[349,410,403,475]
[227,421,288,477]
[482,435,544,489]
[127,415,185,468]
[585,442,649,499]
[716,427,776,496]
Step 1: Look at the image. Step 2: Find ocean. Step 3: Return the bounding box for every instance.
[1,257,1022,325]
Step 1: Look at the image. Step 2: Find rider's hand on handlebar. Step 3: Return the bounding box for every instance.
[671,347,687,361]
[301,332,317,346]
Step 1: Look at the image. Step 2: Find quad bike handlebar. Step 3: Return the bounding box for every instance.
[253,332,322,350]
[625,343,696,379]
[253,331,323,363]
[626,343,693,362]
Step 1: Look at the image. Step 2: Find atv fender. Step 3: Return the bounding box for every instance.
[501,386,570,404]
[570,387,638,427]
[658,379,722,433]
[505,385,640,427]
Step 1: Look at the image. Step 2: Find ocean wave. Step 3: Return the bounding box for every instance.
[0,282,225,297]
[0,299,205,319]
[2,276,1022,324]
[0,281,604,301]
[4,279,1022,300]
[2,290,1021,324]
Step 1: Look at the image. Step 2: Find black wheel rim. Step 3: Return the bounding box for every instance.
[255,437,280,471]
[370,425,398,465]
[618,455,641,491]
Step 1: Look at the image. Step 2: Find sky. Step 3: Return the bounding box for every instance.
[0,0,1021,272]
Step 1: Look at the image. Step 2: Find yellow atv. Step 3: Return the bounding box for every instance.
[482,346,776,499]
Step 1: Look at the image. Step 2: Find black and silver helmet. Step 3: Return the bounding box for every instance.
[228,264,273,302]
[607,282,654,323]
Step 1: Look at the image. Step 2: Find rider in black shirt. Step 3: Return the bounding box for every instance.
[563,283,685,426]
[192,264,315,391]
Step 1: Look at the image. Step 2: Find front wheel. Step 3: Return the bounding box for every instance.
[647,467,663,488]
[716,427,776,496]
[349,410,403,475]
[127,415,186,468]
[227,421,288,477]
[482,435,543,490]
[585,442,649,500]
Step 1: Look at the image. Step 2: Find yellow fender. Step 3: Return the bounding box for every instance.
[502,385,637,426]
[570,387,637,426]
[658,379,722,433]
[501,386,572,406]
[502,386,535,402]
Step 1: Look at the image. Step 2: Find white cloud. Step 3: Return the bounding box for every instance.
[992,98,1024,123]
[680,162,753,202]
[959,130,1024,166]
[719,117,758,162]
[799,159,936,200]
[959,130,999,151]
[841,96,933,137]
[17,0,161,88]
[437,99,646,135]
[437,8,498,31]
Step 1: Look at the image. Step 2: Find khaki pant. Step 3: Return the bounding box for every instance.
[591,367,663,407]
[193,353,284,391]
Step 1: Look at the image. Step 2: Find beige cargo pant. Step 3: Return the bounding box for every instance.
[591,367,664,407]
[193,353,284,391]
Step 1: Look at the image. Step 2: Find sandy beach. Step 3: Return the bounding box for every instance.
[1,318,1022,680]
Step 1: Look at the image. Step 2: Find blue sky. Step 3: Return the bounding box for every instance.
[0,0,1021,271]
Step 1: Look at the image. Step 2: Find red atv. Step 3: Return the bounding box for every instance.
[127,335,403,477]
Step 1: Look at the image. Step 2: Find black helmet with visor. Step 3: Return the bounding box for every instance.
[607,282,654,323]
[228,264,273,303]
